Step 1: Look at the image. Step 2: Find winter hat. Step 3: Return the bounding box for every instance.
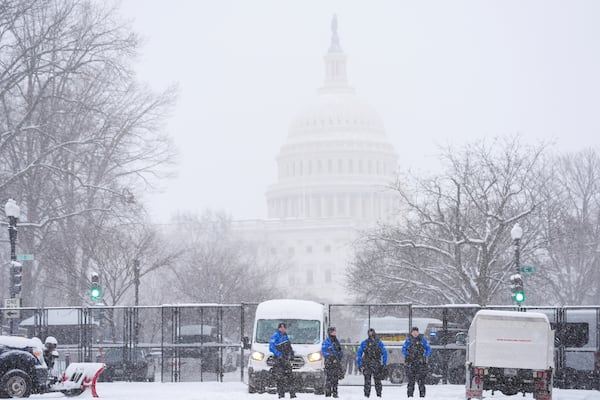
[278,322,287,329]
[368,328,376,337]
[327,327,336,335]
[411,327,419,332]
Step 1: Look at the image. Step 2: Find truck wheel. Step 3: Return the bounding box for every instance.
[389,366,404,384]
[500,387,519,396]
[1,369,32,398]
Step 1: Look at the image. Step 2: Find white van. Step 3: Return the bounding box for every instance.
[246,299,327,394]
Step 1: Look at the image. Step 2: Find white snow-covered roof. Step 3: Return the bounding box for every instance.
[19,308,97,326]
[363,316,442,334]
[474,310,549,323]
[255,299,324,320]
[179,324,217,336]
[0,335,43,350]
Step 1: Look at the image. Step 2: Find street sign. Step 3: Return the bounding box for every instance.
[3,298,21,319]
[520,265,536,274]
[16,254,34,261]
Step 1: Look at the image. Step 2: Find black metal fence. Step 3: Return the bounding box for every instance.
[1,303,598,390]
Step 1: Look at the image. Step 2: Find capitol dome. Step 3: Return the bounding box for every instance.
[287,91,386,141]
[266,16,398,221]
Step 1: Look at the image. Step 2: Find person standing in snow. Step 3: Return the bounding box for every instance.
[269,322,296,399]
[356,328,388,398]
[402,326,432,397]
[322,327,344,398]
[343,338,357,376]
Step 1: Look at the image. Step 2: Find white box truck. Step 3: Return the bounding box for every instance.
[246,299,327,394]
[465,310,554,400]
[360,316,442,384]
[538,308,599,389]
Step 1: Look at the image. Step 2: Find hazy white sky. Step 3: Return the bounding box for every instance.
[118,0,600,222]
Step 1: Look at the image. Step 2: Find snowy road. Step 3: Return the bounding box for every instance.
[31,382,600,400]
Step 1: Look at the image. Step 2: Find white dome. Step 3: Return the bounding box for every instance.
[288,91,386,142]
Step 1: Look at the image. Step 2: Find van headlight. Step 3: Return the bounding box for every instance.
[308,351,322,362]
[251,351,265,361]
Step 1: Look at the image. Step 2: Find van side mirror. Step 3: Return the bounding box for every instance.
[455,332,466,346]
[242,336,251,350]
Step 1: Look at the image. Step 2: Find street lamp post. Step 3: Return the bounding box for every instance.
[5,198,21,334]
[510,222,525,306]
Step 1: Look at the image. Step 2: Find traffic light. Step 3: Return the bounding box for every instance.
[90,272,102,300]
[510,273,525,304]
[10,261,22,297]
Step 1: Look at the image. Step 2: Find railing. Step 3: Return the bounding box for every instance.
[0,303,598,390]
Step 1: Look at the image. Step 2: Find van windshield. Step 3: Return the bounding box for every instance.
[256,319,321,344]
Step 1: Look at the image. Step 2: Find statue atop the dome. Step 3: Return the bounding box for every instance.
[328,14,343,53]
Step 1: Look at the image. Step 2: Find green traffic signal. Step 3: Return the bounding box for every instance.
[90,272,102,300]
[90,286,102,300]
[514,291,525,303]
[510,274,525,305]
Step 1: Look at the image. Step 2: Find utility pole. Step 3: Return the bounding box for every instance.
[133,259,140,307]
[5,199,21,335]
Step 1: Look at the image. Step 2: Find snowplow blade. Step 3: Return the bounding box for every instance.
[50,362,106,397]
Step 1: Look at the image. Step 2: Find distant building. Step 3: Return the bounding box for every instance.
[234,16,398,302]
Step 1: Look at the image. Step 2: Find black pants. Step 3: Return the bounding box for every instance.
[363,365,382,397]
[344,355,354,375]
[273,361,295,398]
[406,363,427,397]
[325,362,342,396]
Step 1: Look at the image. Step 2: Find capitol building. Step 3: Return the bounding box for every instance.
[235,17,399,302]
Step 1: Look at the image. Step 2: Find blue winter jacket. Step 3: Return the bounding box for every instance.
[356,338,388,367]
[269,331,293,358]
[322,336,343,360]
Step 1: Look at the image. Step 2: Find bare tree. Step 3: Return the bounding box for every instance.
[348,137,547,305]
[533,149,600,305]
[0,0,176,303]
[166,211,280,304]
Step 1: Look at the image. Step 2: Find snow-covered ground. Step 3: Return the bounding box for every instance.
[31,382,600,400]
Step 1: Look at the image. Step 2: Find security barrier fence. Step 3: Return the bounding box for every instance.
[1,303,598,390]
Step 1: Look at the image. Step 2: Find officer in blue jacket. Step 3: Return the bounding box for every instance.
[269,322,296,399]
[322,326,343,398]
[357,328,388,398]
[402,326,432,397]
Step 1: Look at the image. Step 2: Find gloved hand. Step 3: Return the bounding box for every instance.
[358,365,364,374]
